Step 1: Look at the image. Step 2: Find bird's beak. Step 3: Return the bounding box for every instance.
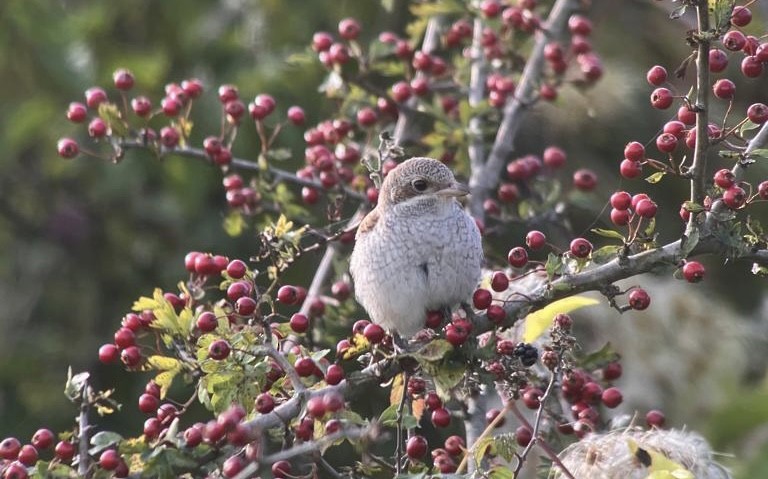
[436,182,470,197]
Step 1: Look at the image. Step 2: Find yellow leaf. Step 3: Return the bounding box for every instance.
[342,333,370,360]
[523,296,600,342]
[154,370,178,399]
[147,355,181,371]
[412,398,425,423]
[389,373,405,406]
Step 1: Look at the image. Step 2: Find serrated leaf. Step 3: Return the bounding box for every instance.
[523,296,600,342]
[90,431,123,450]
[378,402,399,426]
[592,245,622,265]
[154,370,179,399]
[414,339,453,363]
[591,228,625,241]
[147,355,181,371]
[545,253,564,281]
[645,171,666,184]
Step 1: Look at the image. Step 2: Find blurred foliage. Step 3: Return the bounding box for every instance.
[0,0,767,476]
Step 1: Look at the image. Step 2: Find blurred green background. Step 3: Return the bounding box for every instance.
[1,0,767,476]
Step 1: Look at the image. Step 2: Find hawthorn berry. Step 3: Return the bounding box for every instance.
[741,56,763,78]
[713,78,736,100]
[85,87,108,108]
[522,387,543,409]
[497,183,519,202]
[472,288,493,309]
[507,246,528,267]
[356,107,377,127]
[646,409,666,428]
[723,30,746,51]
[277,285,299,305]
[650,87,673,109]
[543,146,566,168]
[222,456,245,478]
[98,343,120,364]
[682,261,705,283]
[66,102,87,122]
[0,437,21,460]
[431,407,451,427]
[445,322,469,346]
[610,191,632,210]
[121,346,142,367]
[485,408,505,427]
[610,208,630,226]
[747,103,768,124]
[731,5,752,26]
[603,362,622,380]
[486,305,506,324]
[208,339,231,360]
[99,449,121,470]
[758,181,768,200]
[138,393,159,414]
[183,427,203,448]
[628,288,651,310]
[294,357,315,377]
[635,198,657,218]
[31,429,54,450]
[569,237,592,258]
[722,185,747,209]
[573,168,597,191]
[363,323,385,343]
[646,65,667,86]
[57,138,79,159]
[713,168,735,189]
[515,426,533,446]
[490,271,509,292]
[54,441,76,462]
[708,48,728,72]
[655,132,678,153]
[113,68,134,90]
[525,230,546,250]
[255,393,275,414]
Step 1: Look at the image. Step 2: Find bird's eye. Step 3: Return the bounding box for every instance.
[412,178,428,191]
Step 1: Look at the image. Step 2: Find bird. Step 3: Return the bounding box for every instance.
[349,157,483,338]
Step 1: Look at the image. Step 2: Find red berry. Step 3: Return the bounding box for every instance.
[741,55,763,78]
[445,323,468,347]
[731,5,752,26]
[610,208,631,226]
[655,132,678,153]
[54,441,76,462]
[114,327,135,349]
[287,106,306,125]
[406,435,428,459]
[628,288,651,310]
[161,97,182,116]
[708,48,728,72]
[181,78,204,98]
[0,437,21,460]
[277,285,299,305]
[338,17,361,40]
[722,185,747,209]
[391,81,412,103]
[487,305,506,324]
[183,427,203,448]
[650,87,673,109]
[138,393,159,414]
[747,103,768,124]
[507,246,528,268]
[677,105,696,125]
[331,280,352,301]
[208,339,231,360]
[113,68,135,90]
[712,78,736,100]
[573,169,597,191]
[31,429,54,450]
[218,84,239,103]
[85,87,108,108]
[272,460,293,478]
[431,407,451,428]
[490,271,509,292]
[363,323,385,343]
[603,362,622,380]
[159,126,179,148]
[4,462,28,479]
[631,193,650,210]
[682,261,705,283]
[356,107,377,127]
[646,65,667,86]
[255,392,275,414]
[312,32,333,52]
[610,191,632,210]
[98,343,120,364]
[485,408,505,427]
[57,138,79,159]
[624,141,645,161]
[196,311,218,332]
[289,313,310,333]
[99,449,121,470]
[522,387,543,409]
[306,396,326,418]
[646,409,666,428]
[66,102,87,122]
[515,426,533,446]
[542,146,566,169]
[17,444,38,466]
[526,230,546,250]
[235,296,257,316]
[569,238,592,258]
[620,159,642,179]
[497,183,519,203]
[471,289,494,313]
[723,30,746,51]
[635,199,657,218]
[294,357,315,377]
[758,180,768,200]
[713,169,735,189]
[325,364,344,385]
[222,456,245,478]
[120,346,142,367]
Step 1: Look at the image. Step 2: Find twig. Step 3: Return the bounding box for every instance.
[469,0,580,219]
[688,0,711,205]
[456,394,511,473]
[512,370,558,478]
[253,344,307,393]
[118,141,365,200]
[508,402,575,479]
[467,14,487,220]
[77,379,92,477]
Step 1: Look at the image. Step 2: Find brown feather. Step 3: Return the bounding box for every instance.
[356,208,380,236]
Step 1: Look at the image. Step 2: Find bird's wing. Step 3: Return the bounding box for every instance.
[356,208,380,236]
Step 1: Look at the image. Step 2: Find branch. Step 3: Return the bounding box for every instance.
[118,141,365,201]
[77,380,92,477]
[466,14,488,219]
[689,0,711,205]
[468,0,580,219]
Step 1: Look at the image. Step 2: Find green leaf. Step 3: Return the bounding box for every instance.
[414,339,453,363]
[591,228,625,241]
[740,120,760,135]
[64,369,89,401]
[98,102,128,137]
[489,466,515,479]
[747,148,768,160]
[89,431,123,455]
[378,403,399,426]
[578,342,619,370]
[681,224,699,258]
[544,253,564,281]
[682,201,705,213]
[592,245,622,265]
[644,217,656,237]
[223,210,245,237]
[718,150,741,159]
[645,171,666,184]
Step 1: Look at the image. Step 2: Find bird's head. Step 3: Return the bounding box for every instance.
[379,157,469,209]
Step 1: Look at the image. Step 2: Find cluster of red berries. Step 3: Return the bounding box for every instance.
[609,190,658,227]
[0,430,77,479]
[406,433,466,473]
